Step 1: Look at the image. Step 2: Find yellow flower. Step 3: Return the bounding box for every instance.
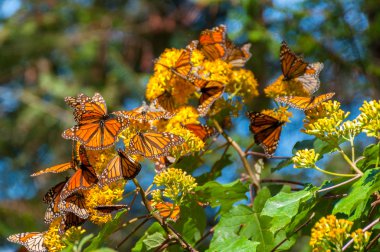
[264,75,310,98]
[303,101,350,144]
[356,100,380,139]
[225,69,259,102]
[310,215,353,251]
[145,74,168,101]
[338,120,361,141]
[153,168,197,204]
[261,106,292,123]
[44,218,66,252]
[351,229,371,251]
[293,149,319,169]
[197,59,232,85]
[86,148,115,174]
[84,183,125,224]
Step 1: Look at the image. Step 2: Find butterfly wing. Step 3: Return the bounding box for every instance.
[58,193,89,219]
[155,91,176,113]
[153,202,180,221]
[94,204,128,214]
[7,232,47,252]
[154,156,176,173]
[224,40,252,67]
[198,25,227,60]
[296,62,324,95]
[100,150,142,186]
[183,123,217,141]
[116,103,173,122]
[31,162,73,177]
[196,80,225,117]
[280,41,308,80]
[59,212,86,235]
[275,93,335,110]
[247,112,284,157]
[129,132,184,159]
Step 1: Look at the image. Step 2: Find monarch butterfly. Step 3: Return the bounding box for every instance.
[246,112,285,157]
[58,193,89,219]
[192,78,225,117]
[129,132,184,159]
[94,204,128,214]
[59,212,87,235]
[198,25,227,60]
[152,201,180,221]
[7,232,47,252]
[60,145,98,200]
[224,40,252,67]
[115,101,173,122]
[99,149,141,187]
[155,40,198,81]
[296,62,324,95]
[43,180,66,224]
[155,91,176,113]
[182,123,217,141]
[62,93,129,150]
[280,41,309,81]
[275,93,335,111]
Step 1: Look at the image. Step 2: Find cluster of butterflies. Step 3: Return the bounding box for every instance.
[7,91,218,252]
[154,24,252,116]
[247,41,335,157]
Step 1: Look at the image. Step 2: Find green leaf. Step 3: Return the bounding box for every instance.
[253,187,271,213]
[84,210,127,251]
[173,202,207,245]
[197,153,232,184]
[132,223,166,252]
[91,248,117,252]
[143,232,166,250]
[261,188,317,233]
[333,168,380,220]
[209,204,275,252]
[272,158,293,172]
[357,143,380,171]
[196,180,248,215]
[208,237,259,252]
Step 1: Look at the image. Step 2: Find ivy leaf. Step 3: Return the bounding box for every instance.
[261,187,317,233]
[357,144,380,171]
[143,232,166,250]
[84,210,127,251]
[208,205,273,252]
[196,180,248,215]
[132,223,166,252]
[333,168,380,220]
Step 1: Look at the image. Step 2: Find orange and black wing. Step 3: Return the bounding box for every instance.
[7,232,47,252]
[198,25,227,60]
[275,93,335,110]
[99,150,141,186]
[31,162,73,177]
[155,91,176,113]
[43,181,67,224]
[183,123,217,141]
[246,112,284,157]
[94,204,128,214]
[194,79,225,117]
[224,39,252,67]
[116,102,173,122]
[58,193,89,219]
[154,156,176,173]
[280,41,308,81]
[59,212,87,235]
[153,201,180,221]
[129,132,184,159]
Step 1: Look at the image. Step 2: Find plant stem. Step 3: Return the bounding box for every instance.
[132,178,198,252]
[349,136,355,162]
[261,179,305,187]
[365,231,380,251]
[213,120,260,192]
[314,166,357,177]
[246,151,291,160]
[317,175,360,193]
[338,149,363,175]
[342,218,380,251]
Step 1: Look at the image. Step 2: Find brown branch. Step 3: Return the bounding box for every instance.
[195,227,214,247]
[365,232,380,251]
[317,175,360,193]
[213,120,260,192]
[155,238,177,252]
[132,178,198,252]
[116,218,150,249]
[261,179,305,187]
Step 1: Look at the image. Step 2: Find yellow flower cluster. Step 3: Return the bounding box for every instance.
[152,168,197,204]
[44,218,86,252]
[264,75,310,98]
[310,215,353,251]
[84,183,125,224]
[351,229,371,251]
[356,100,380,139]
[293,149,319,169]
[303,101,350,144]
[225,69,259,102]
[261,106,292,123]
